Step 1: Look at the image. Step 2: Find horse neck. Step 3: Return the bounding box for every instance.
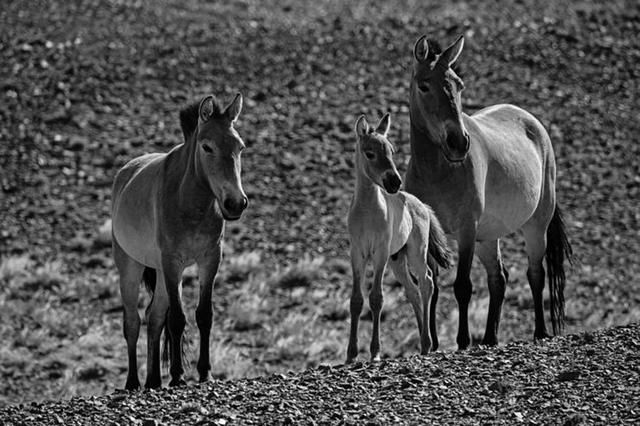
[408,121,456,179]
[168,131,212,207]
[353,152,383,206]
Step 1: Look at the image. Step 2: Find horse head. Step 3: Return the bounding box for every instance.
[195,93,248,220]
[410,35,470,162]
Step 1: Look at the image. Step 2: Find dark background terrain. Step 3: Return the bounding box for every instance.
[1,0,639,408]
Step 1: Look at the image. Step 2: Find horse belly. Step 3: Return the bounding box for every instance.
[478,157,543,240]
[112,156,164,267]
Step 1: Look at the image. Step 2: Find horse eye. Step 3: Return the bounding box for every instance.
[418,83,430,92]
[364,151,375,160]
[202,144,213,153]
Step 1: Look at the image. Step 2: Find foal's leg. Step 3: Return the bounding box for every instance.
[162,257,188,386]
[476,239,507,346]
[347,249,366,363]
[144,272,168,389]
[113,239,144,390]
[522,223,550,340]
[388,254,423,337]
[454,224,477,350]
[195,243,222,382]
[407,237,434,354]
[369,250,388,362]
[427,255,440,351]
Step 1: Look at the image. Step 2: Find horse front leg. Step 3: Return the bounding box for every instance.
[347,249,366,363]
[113,239,144,390]
[369,251,388,362]
[162,257,187,387]
[476,240,507,346]
[195,242,222,382]
[454,225,477,350]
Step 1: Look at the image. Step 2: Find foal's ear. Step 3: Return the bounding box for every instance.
[439,35,464,67]
[375,113,391,137]
[199,95,216,122]
[225,93,243,123]
[413,35,429,63]
[355,115,369,138]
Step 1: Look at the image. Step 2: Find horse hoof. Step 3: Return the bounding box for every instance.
[345,357,356,365]
[481,337,498,346]
[198,374,210,383]
[169,378,187,387]
[125,380,140,391]
[534,331,551,341]
[371,355,381,362]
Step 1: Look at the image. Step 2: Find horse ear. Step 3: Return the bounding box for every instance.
[376,113,391,137]
[355,115,369,138]
[413,35,429,63]
[199,95,215,122]
[225,93,243,123]
[439,35,464,67]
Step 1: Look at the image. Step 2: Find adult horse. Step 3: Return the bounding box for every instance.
[406,35,572,349]
[112,93,247,389]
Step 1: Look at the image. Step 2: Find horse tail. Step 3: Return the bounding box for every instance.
[427,209,453,269]
[545,203,574,335]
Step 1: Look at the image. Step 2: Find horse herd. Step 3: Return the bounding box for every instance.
[111,35,573,390]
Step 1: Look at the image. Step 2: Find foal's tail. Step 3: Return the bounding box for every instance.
[546,204,574,335]
[427,210,453,269]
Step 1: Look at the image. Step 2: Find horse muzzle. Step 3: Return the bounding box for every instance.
[382,173,402,194]
[443,132,470,163]
[221,196,248,220]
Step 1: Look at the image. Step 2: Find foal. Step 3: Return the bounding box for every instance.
[347,113,451,362]
[112,93,247,389]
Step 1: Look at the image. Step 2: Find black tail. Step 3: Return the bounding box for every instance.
[427,209,453,269]
[546,204,574,335]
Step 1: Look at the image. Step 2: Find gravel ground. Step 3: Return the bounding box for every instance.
[1,324,638,425]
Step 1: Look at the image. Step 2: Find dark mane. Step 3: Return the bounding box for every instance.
[428,39,463,78]
[178,96,225,142]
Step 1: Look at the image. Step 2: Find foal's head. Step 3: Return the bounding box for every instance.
[354,114,402,194]
[410,35,470,162]
[190,93,248,220]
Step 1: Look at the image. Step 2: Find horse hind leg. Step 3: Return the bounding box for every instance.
[476,239,507,346]
[113,237,144,390]
[388,249,424,338]
[406,237,434,355]
[522,221,551,340]
[427,255,440,351]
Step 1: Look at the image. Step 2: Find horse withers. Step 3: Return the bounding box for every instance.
[111,93,247,389]
[406,35,573,349]
[347,113,451,362]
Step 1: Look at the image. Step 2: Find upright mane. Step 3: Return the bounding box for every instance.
[178,96,225,142]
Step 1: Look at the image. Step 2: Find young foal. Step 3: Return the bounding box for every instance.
[112,93,247,389]
[347,113,451,362]
[407,35,573,349]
